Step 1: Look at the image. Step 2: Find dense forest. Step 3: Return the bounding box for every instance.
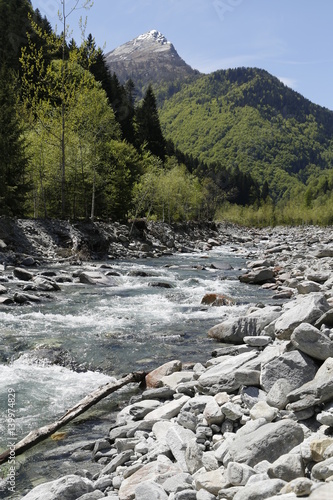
[1,0,333,226]
[159,68,333,225]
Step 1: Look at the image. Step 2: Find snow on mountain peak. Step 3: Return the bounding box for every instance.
[136,30,171,45]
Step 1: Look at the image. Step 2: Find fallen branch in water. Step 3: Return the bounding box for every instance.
[0,371,146,465]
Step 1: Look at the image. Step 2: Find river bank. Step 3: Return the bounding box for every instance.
[1,220,333,499]
[0,217,231,265]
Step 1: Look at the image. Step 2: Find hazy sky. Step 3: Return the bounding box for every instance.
[32,0,333,110]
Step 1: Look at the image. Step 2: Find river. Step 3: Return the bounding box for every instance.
[0,244,274,497]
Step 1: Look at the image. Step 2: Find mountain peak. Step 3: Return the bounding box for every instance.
[136,30,171,45]
[105,29,200,95]
[106,29,174,63]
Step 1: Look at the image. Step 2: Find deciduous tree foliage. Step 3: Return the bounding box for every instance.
[23,60,121,219]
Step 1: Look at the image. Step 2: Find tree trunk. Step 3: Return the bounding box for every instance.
[0,371,146,465]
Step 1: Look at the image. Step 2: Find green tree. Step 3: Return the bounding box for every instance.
[98,140,143,221]
[132,159,204,222]
[136,84,166,159]
[24,62,121,219]
[69,80,121,219]
[0,0,32,70]
[0,67,27,215]
[20,1,93,217]
[57,0,94,216]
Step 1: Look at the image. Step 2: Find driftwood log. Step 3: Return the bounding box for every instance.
[0,371,146,465]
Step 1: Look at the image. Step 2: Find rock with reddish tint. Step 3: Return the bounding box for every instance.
[201,293,235,306]
[145,359,182,388]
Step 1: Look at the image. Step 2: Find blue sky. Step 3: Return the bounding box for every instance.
[33,0,333,110]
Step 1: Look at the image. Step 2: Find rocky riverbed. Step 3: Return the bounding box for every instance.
[2,220,333,499]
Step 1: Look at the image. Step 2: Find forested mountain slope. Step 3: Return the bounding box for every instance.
[159,67,333,201]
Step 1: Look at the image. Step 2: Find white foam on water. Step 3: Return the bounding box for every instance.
[0,357,116,439]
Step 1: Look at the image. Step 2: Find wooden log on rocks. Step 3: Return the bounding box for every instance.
[0,371,146,465]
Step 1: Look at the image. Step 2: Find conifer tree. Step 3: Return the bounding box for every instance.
[121,79,136,144]
[135,84,166,159]
[0,0,32,70]
[0,67,27,215]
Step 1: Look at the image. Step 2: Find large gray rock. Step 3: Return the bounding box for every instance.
[208,307,281,344]
[21,474,94,500]
[196,490,217,500]
[239,267,275,285]
[116,399,161,425]
[185,438,203,474]
[280,477,313,497]
[260,350,318,393]
[241,386,267,409]
[307,271,330,283]
[202,451,219,471]
[267,453,305,482]
[162,472,193,493]
[314,248,333,258]
[101,450,133,475]
[173,489,196,499]
[166,424,196,472]
[249,401,278,422]
[291,322,333,360]
[177,396,214,431]
[198,351,258,394]
[134,481,168,500]
[242,495,296,500]
[232,479,286,500]
[78,271,116,286]
[203,397,224,425]
[222,402,244,421]
[311,456,333,481]
[226,419,304,467]
[118,457,182,500]
[297,281,321,294]
[226,461,256,486]
[76,492,104,500]
[109,420,155,441]
[13,267,34,281]
[315,309,333,328]
[144,395,189,421]
[216,421,271,465]
[193,469,227,496]
[266,378,293,410]
[287,357,333,411]
[33,276,60,291]
[308,483,333,499]
[274,293,330,340]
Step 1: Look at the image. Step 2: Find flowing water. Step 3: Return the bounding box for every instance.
[0,245,274,497]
